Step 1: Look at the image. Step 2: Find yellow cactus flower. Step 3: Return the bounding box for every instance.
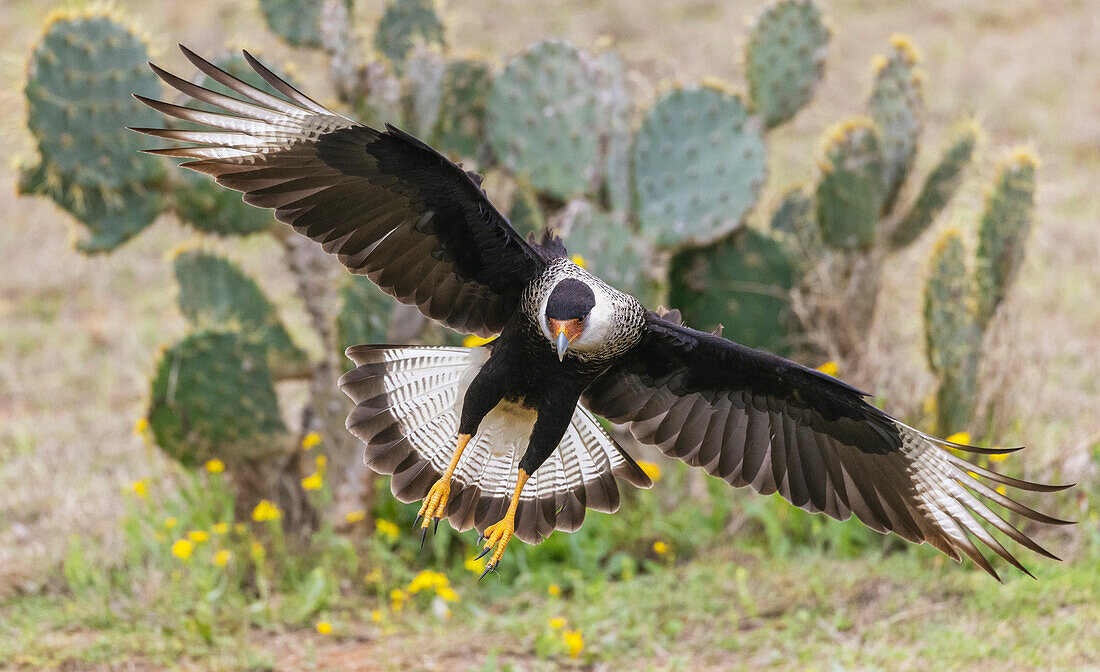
[301,472,323,490]
[375,518,400,541]
[204,459,225,474]
[130,479,148,498]
[946,432,971,446]
[251,499,282,522]
[464,553,486,575]
[213,550,232,567]
[564,629,584,658]
[637,461,661,482]
[171,539,193,560]
[548,584,562,597]
[345,510,367,523]
[133,417,150,436]
[462,334,497,348]
[188,530,209,543]
[212,522,229,535]
[371,609,383,622]
[816,361,839,377]
[316,621,333,635]
[653,540,670,555]
[301,432,322,450]
[570,254,587,268]
[549,616,567,630]
[164,517,178,529]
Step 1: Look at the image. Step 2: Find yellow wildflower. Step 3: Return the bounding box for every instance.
[130,479,148,498]
[205,458,225,473]
[548,584,561,597]
[345,510,367,523]
[550,616,567,629]
[234,523,247,535]
[564,629,584,658]
[301,432,322,450]
[375,518,400,541]
[316,621,333,635]
[570,254,587,268]
[371,609,383,622]
[250,541,266,560]
[653,540,670,555]
[390,588,407,611]
[315,454,327,469]
[989,452,1009,463]
[212,522,229,535]
[462,334,497,348]
[946,432,971,446]
[171,539,193,560]
[164,517,178,529]
[464,553,486,575]
[364,567,383,584]
[133,417,150,436]
[188,530,209,543]
[408,569,448,594]
[995,485,1007,496]
[816,361,839,377]
[637,460,661,482]
[251,499,282,522]
[301,472,323,490]
[437,586,459,602]
[213,550,232,567]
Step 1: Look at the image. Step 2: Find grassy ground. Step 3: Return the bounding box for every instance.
[2,0,1099,670]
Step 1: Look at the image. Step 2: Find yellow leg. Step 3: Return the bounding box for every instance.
[416,433,471,535]
[476,468,530,578]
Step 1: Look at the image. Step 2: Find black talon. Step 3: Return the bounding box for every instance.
[475,545,492,561]
[413,514,422,529]
[420,526,428,549]
[434,518,440,534]
[479,563,494,581]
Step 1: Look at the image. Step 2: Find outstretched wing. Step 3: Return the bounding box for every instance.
[132,46,546,337]
[583,313,1072,580]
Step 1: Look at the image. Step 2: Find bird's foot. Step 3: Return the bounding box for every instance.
[475,514,516,579]
[414,478,450,547]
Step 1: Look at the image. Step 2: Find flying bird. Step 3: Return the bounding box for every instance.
[133,46,1071,580]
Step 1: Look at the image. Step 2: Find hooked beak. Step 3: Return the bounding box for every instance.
[556,330,570,362]
[548,318,584,362]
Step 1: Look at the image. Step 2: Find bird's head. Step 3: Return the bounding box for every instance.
[542,278,599,361]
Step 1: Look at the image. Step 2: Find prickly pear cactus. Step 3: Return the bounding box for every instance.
[507,178,545,237]
[561,201,658,306]
[595,51,633,213]
[669,227,799,355]
[336,275,396,353]
[401,47,445,140]
[172,249,309,378]
[22,10,166,251]
[770,186,821,272]
[148,329,290,467]
[632,85,766,248]
[814,118,885,250]
[889,121,978,249]
[487,40,606,201]
[259,0,347,49]
[869,35,923,212]
[975,150,1037,328]
[375,0,446,73]
[433,58,492,159]
[746,0,830,129]
[923,229,980,435]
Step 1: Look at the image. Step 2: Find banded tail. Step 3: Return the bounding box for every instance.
[338,345,652,544]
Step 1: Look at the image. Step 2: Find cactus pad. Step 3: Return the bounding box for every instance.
[889,120,978,249]
[258,0,347,49]
[487,40,606,200]
[562,202,658,306]
[814,118,885,250]
[669,227,799,355]
[923,229,981,435]
[507,178,545,237]
[633,86,766,249]
[746,0,830,129]
[401,47,446,140]
[595,51,633,213]
[433,58,492,159]
[770,186,821,272]
[975,150,1037,328]
[336,275,397,352]
[869,35,924,211]
[148,330,289,466]
[375,0,446,73]
[173,249,308,378]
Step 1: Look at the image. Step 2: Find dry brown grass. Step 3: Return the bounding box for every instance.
[1,0,1097,601]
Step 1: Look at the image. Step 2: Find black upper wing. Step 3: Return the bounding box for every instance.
[133,47,546,337]
[583,312,1071,579]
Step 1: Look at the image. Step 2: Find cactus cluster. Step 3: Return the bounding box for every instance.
[923,152,1037,435]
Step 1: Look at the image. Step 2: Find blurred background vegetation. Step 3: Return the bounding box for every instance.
[1,1,1098,670]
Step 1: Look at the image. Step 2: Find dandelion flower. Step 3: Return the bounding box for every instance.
[816,361,839,377]
[171,539,193,560]
[204,458,225,474]
[549,616,566,629]
[251,499,282,522]
[301,472,323,490]
[130,479,148,498]
[653,540,670,555]
[548,584,561,597]
[164,517,178,529]
[301,432,322,450]
[345,510,366,523]
[212,522,229,535]
[564,629,584,658]
[436,586,459,602]
[637,461,661,482]
[316,621,333,635]
[408,569,448,594]
[213,550,232,567]
[375,518,400,541]
[188,530,209,543]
